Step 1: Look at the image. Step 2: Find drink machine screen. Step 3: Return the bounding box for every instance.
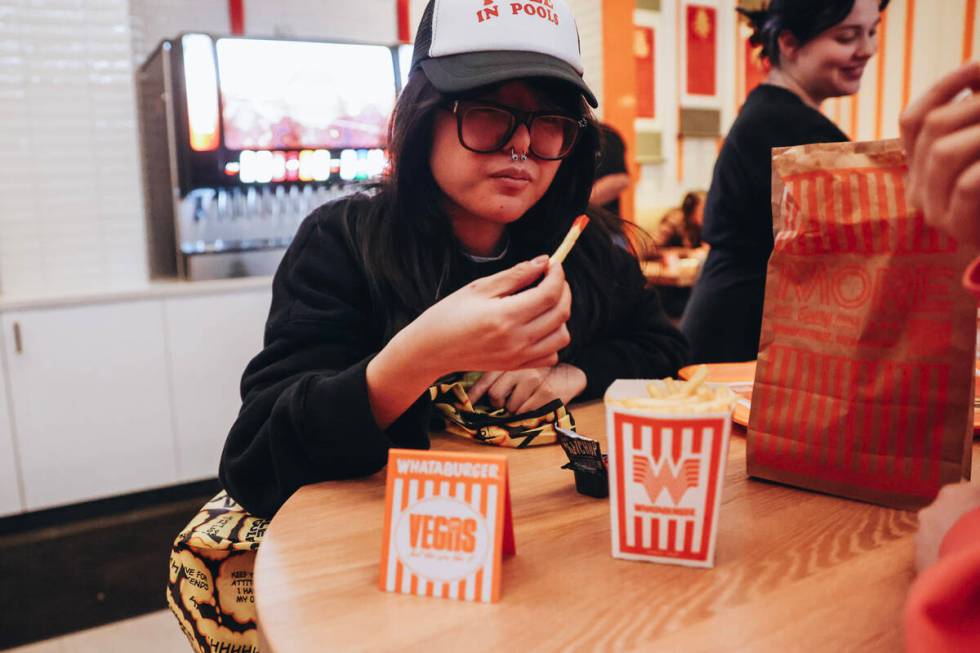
[216,38,395,151]
[137,34,399,280]
[181,34,395,185]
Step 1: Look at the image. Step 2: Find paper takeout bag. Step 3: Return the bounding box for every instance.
[748,139,976,509]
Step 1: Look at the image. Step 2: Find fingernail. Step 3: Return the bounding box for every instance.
[531,255,548,266]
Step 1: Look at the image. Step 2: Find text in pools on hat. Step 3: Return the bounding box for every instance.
[477,0,560,26]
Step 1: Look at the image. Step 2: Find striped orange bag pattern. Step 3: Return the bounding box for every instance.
[748,139,976,509]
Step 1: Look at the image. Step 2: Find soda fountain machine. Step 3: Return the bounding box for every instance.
[136,34,400,279]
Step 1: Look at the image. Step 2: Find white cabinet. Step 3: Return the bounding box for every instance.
[0,350,23,517]
[1,301,177,510]
[163,290,270,482]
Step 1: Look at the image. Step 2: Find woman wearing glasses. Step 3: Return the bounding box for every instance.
[220,0,688,518]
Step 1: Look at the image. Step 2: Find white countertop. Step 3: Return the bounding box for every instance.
[0,276,273,312]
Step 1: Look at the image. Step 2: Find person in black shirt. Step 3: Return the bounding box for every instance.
[591,123,630,216]
[681,0,889,363]
[219,0,688,518]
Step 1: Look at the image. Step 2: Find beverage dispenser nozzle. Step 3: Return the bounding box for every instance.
[217,189,229,221]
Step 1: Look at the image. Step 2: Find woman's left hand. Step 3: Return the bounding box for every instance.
[915,482,980,572]
[468,363,587,414]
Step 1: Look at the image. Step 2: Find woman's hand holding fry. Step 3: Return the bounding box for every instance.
[367,256,572,429]
[408,256,572,378]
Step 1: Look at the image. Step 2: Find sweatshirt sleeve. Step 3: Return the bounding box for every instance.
[905,507,980,652]
[568,246,690,400]
[219,200,431,518]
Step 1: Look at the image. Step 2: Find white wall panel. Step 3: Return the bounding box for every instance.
[0,0,147,297]
[163,290,270,482]
[854,50,880,142]
[2,301,177,510]
[0,335,23,517]
[129,0,229,64]
[567,0,604,118]
[973,3,980,61]
[877,0,909,141]
[909,0,965,104]
[246,0,397,43]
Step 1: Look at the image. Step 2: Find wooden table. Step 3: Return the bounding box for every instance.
[641,260,698,288]
[255,402,979,652]
[641,248,704,288]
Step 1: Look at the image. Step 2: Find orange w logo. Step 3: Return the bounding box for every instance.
[633,455,699,504]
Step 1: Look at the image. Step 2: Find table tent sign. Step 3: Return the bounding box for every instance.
[605,380,733,568]
[380,449,514,603]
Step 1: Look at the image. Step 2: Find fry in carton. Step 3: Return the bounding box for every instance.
[606,368,735,568]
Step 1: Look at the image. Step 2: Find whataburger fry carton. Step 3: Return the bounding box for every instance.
[379,449,514,603]
[750,139,976,509]
[605,379,734,568]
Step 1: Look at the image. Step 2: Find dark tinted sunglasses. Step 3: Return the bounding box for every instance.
[446,99,588,161]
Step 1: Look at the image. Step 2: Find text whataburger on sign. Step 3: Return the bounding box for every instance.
[379,449,514,603]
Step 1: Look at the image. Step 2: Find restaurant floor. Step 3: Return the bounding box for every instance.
[0,481,220,651]
[4,610,188,653]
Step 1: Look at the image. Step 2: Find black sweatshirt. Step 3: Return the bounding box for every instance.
[681,84,848,364]
[220,194,689,517]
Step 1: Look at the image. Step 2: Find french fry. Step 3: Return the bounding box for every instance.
[646,382,664,398]
[610,371,736,415]
[681,364,709,397]
[550,215,590,265]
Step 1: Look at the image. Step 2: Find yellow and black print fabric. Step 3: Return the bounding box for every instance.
[429,372,576,448]
[167,491,267,653]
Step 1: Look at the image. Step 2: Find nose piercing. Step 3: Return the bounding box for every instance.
[511,148,528,162]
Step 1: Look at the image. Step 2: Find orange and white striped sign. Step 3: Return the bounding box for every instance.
[379,449,514,603]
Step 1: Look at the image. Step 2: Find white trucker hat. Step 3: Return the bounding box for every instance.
[409,0,598,108]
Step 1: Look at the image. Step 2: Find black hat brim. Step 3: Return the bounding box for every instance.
[419,50,598,108]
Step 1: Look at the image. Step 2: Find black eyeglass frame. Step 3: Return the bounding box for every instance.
[446,99,589,161]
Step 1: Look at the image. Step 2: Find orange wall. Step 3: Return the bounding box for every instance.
[601,0,637,221]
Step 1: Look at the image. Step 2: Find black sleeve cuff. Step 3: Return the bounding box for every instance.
[301,355,430,479]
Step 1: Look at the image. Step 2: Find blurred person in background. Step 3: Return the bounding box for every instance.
[590,122,631,217]
[901,61,980,653]
[650,190,706,252]
[645,191,708,320]
[681,0,888,363]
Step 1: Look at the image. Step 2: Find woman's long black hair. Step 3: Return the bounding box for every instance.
[738,0,890,65]
[343,69,627,347]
